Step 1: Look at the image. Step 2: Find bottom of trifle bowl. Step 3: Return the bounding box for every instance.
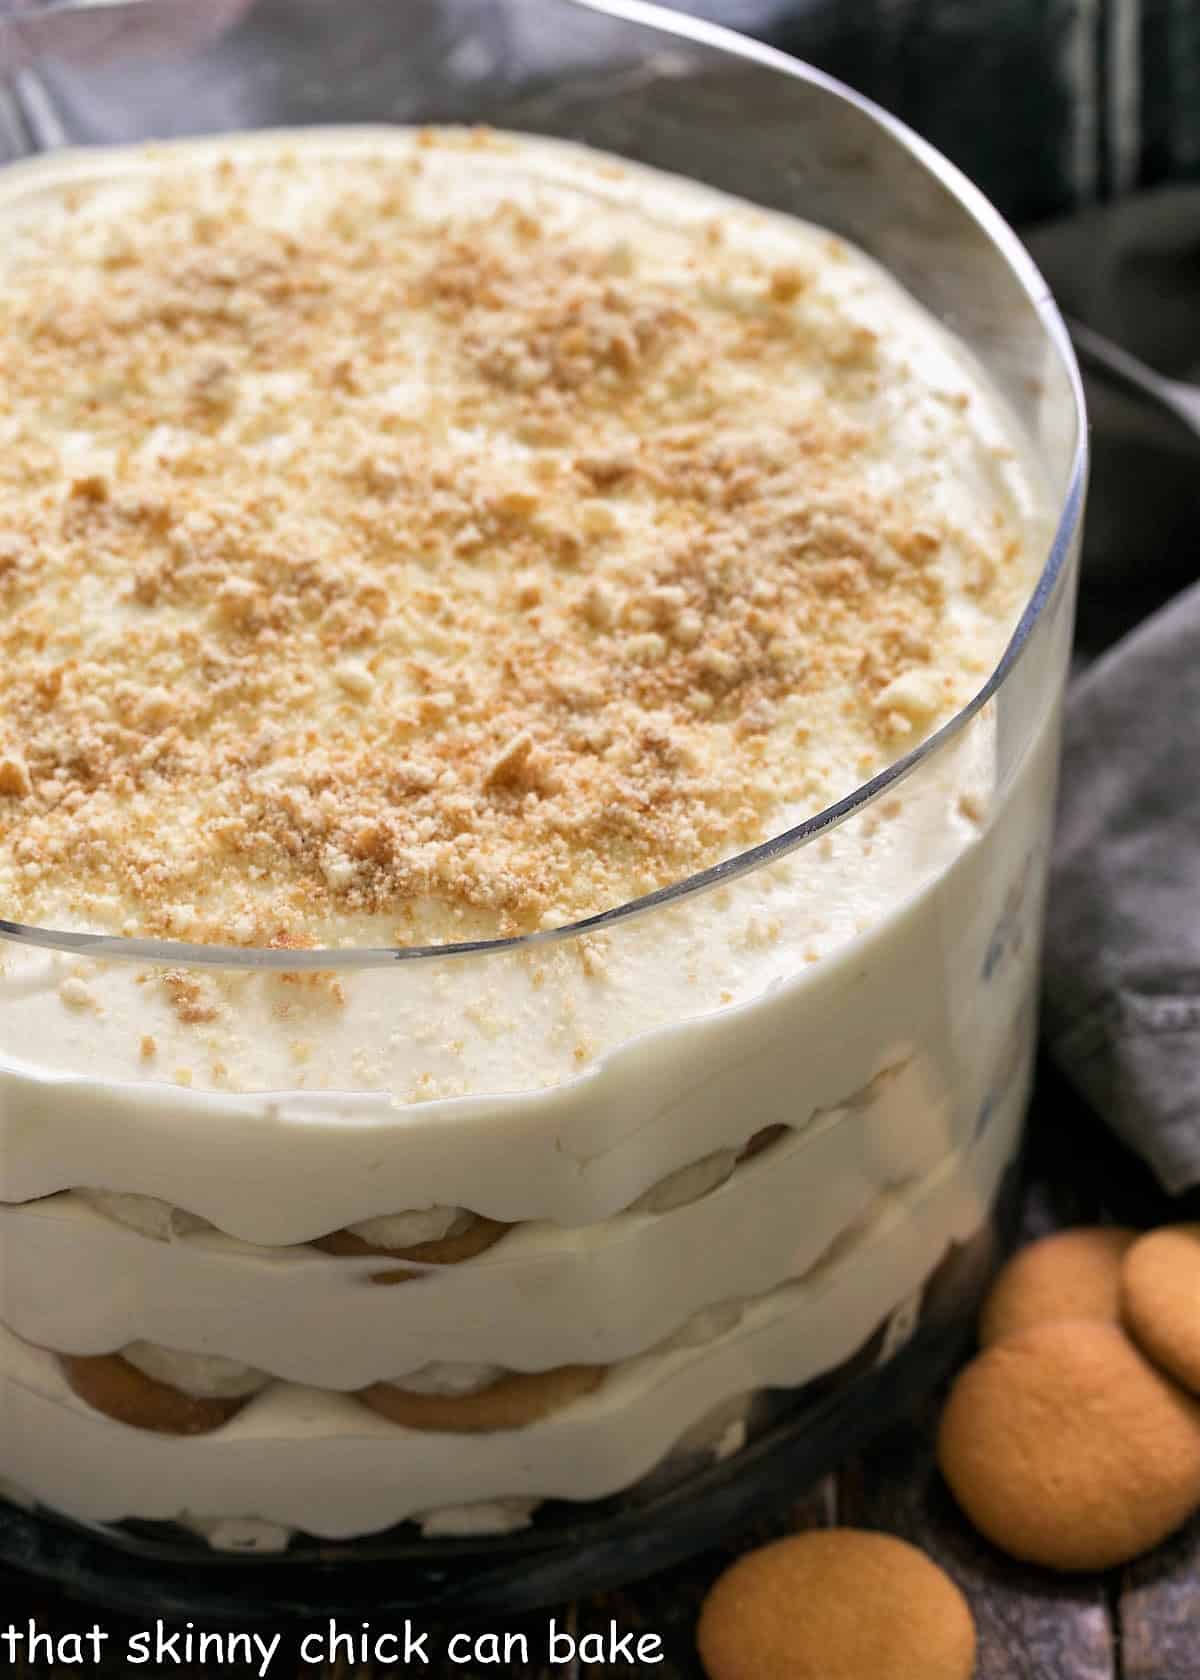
[0,1165,1016,1621]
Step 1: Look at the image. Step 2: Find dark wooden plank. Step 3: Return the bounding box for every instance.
[836,1408,1117,1680]
[1119,1509,1200,1680]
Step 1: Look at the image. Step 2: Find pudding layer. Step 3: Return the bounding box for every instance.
[1,1064,956,1386]
[0,1077,1021,1546]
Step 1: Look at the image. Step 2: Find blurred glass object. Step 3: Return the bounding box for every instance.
[0,0,255,69]
[0,0,516,146]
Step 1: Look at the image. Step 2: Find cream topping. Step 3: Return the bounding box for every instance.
[75,1189,210,1243]
[344,1207,470,1248]
[120,1341,271,1400]
[390,1363,506,1398]
[416,1500,536,1539]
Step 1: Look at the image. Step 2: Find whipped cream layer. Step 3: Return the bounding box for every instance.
[0,1079,1022,1545]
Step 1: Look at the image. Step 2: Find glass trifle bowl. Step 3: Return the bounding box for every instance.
[0,0,1085,1616]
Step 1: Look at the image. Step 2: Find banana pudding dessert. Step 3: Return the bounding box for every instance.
[0,127,1054,1547]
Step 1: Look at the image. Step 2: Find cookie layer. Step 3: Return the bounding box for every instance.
[62,1354,251,1437]
[360,1365,605,1434]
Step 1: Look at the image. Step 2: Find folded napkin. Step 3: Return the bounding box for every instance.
[1043,579,1200,1192]
[1027,196,1200,1193]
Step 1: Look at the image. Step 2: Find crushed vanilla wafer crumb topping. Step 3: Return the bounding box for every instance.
[0,130,1030,943]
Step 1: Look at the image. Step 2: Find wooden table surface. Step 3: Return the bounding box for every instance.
[5,1065,1199,1679]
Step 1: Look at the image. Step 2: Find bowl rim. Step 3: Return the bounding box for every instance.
[0,0,1088,971]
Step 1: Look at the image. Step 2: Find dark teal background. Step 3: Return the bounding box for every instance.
[668,0,1200,222]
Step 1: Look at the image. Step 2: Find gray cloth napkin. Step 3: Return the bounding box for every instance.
[1028,194,1200,1192]
[1044,580,1200,1193]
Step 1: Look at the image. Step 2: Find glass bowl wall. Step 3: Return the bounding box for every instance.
[0,0,1085,1614]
